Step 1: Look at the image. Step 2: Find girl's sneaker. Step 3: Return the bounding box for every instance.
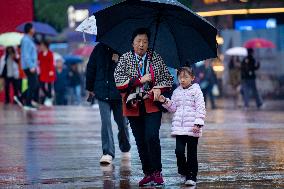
[185,179,196,186]
[138,174,153,187]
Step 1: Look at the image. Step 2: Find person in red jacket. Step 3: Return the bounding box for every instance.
[38,41,55,106]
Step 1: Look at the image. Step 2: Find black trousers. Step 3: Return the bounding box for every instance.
[128,105,162,175]
[22,69,39,106]
[40,82,52,99]
[4,77,18,103]
[175,135,199,180]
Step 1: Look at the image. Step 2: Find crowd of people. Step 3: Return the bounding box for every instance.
[0,23,84,109]
[228,48,263,110]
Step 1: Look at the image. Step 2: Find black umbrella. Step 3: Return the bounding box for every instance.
[94,0,217,68]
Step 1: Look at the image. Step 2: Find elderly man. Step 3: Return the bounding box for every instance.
[86,43,131,165]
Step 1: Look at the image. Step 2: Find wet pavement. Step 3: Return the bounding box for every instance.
[0,99,284,189]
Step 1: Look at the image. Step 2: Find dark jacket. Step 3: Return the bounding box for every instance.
[241,55,260,80]
[85,43,121,101]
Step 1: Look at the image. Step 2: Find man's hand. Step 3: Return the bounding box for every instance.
[112,54,119,63]
[150,88,161,101]
[30,67,36,73]
[49,71,54,76]
[140,74,152,84]
[87,91,95,102]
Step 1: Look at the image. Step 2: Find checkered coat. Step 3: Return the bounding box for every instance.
[114,50,173,116]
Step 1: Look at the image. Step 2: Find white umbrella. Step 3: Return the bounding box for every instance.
[76,15,97,35]
[225,47,247,56]
[75,15,97,42]
[0,32,24,47]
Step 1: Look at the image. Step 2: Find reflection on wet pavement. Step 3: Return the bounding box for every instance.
[0,101,283,188]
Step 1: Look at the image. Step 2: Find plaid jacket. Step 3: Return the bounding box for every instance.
[114,50,173,116]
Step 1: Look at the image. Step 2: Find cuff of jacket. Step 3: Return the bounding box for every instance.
[194,118,204,126]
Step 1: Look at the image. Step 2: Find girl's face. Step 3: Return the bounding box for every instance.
[178,71,194,88]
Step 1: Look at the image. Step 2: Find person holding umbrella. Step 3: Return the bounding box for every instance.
[114,28,173,186]
[86,43,131,164]
[241,48,263,109]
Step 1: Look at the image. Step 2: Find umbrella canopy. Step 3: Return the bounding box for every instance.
[63,55,83,65]
[16,21,58,36]
[225,47,247,56]
[93,0,217,68]
[244,38,275,49]
[0,32,24,47]
[75,15,97,35]
[72,45,94,57]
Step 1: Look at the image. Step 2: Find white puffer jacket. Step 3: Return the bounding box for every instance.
[163,83,206,137]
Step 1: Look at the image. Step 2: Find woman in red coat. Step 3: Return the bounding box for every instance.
[38,41,55,106]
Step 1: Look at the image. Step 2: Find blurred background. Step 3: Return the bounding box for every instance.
[0,0,283,106]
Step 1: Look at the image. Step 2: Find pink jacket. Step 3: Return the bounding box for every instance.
[163,83,206,137]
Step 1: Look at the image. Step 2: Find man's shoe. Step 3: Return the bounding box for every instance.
[185,179,196,186]
[100,154,113,164]
[152,171,164,185]
[31,101,40,108]
[44,98,53,107]
[121,152,131,160]
[23,105,37,111]
[138,174,153,187]
[14,96,23,107]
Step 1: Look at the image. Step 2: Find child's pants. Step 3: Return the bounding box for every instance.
[175,135,199,181]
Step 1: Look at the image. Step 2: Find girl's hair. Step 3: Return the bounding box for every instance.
[177,66,194,77]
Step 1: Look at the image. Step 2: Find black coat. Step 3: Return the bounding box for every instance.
[241,55,260,80]
[85,43,121,101]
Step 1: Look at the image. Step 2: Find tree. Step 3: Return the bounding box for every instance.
[34,0,93,32]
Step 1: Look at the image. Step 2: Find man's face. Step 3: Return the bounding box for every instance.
[132,34,149,56]
[30,27,35,36]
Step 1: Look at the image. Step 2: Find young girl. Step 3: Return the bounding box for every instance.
[159,67,206,186]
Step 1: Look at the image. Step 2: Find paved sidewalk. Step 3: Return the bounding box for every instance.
[0,100,283,188]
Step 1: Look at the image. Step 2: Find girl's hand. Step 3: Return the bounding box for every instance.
[158,95,166,103]
[193,125,201,134]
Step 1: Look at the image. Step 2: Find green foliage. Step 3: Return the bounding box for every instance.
[34,0,192,32]
[34,0,93,32]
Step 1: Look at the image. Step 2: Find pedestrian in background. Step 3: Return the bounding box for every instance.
[54,59,68,105]
[199,60,217,109]
[0,46,19,104]
[159,66,206,186]
[38,41,55,106]
[68,64,81,105]
[86,43,131,165]
[16,23,38,110]
[241,48,263,109]
[229,56,241,108]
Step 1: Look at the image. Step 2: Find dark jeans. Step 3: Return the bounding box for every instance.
[175,135,199,181]
[202,85,216,109]
[40,82,52,99]
[128,104,162,175]
[98,100,131,158]
[4,77,18,103]
[55,91,67,105]
[241,79,262,108]
[22,69,39,106]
